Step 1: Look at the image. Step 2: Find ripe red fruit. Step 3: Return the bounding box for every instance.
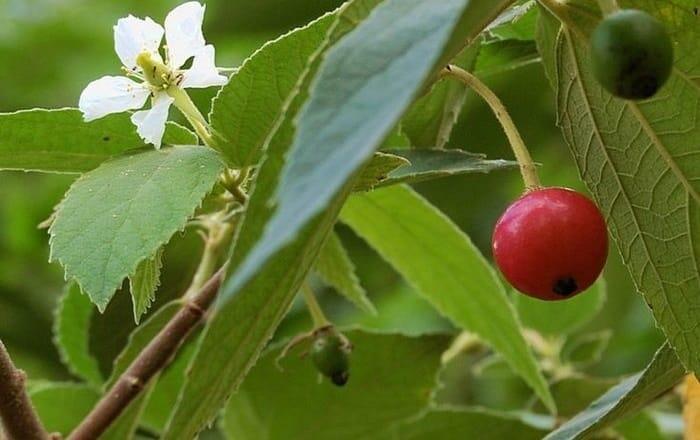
[492,187,608,301]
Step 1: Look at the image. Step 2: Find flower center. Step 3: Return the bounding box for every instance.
[136,51,173,89]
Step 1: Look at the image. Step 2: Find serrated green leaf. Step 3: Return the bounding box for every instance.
[209,13,335,167]
[49,146,223,311]
[545,344,684,440]
[402,43,481,148]
[394,407,547,440]
[165,1,517,436]
[536,0,700,373]
[28,382,100,436]
[315,231,376,314]
[53,283,102,386]
[221,331,450,440]
[513,278,606,336]
[128,248,163,324]
[354,152,410,192]
[561,330,611,368]
[377,149,517,187]
[162,4,384,437]
[340,185,555,413]
[0,109,196,173]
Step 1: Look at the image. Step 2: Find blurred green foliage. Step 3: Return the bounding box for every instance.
[0,0,662,410]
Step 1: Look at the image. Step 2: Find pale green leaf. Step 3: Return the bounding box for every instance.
[545,344,685,440]
[394,407,546,440]
[402,43,481,148]
[340,185,554,412]
[28,382,100,436]
[221,331,450,440]
[128,248,163,324]
[0,109,196,173]
[315,231,375,314]
[53,283,102,386]
[49,146,224,311]
[513,278,606,336]
[536,0,700,373]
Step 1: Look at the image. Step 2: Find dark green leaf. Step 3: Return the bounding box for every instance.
[0,109,196,173]
[353,152,410,192]
[377,149,517,187]
[561,330,611,368]
[49,146,224,310]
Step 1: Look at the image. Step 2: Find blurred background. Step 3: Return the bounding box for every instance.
[0,0,664,416]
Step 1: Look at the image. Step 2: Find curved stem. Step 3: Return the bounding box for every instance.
[303,284,330,328]
[0,341,49,440]
[443,65,541,190]
[184,218,233,300]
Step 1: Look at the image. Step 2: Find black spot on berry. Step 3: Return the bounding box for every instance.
[331,371,349,387]
[102,136,110,142]
[553,277,578,296]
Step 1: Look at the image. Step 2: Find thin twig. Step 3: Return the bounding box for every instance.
[68,268,226,440]
[0,341,49,440]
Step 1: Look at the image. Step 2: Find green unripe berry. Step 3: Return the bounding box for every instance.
[590,9,673,100]
[311,331,351,386]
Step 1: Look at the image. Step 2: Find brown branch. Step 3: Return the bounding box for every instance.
[68,268,226,440]
[0,341,49,440]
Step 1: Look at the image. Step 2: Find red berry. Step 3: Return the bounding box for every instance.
[492,187,608,301]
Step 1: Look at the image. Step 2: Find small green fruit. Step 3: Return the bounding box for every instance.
[311,331,351,386]
[590,9,673,100]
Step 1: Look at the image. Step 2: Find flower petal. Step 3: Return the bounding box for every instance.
[181,45,228,89]
[79,76,150,122]
[130,93,174,148]
[165,2,206,69]
[114,15,164,70]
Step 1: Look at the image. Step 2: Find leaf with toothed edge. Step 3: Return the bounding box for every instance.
[536,0,700,374]
[49,146,224,311]
[164,0,519,437]
[128,248,164,324]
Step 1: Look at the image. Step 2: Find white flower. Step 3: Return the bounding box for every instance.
[79,2,228,148]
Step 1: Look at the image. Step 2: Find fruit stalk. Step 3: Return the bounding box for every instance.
[303,284,330,327]
[0,340,49,440]
[443,65,541,190]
